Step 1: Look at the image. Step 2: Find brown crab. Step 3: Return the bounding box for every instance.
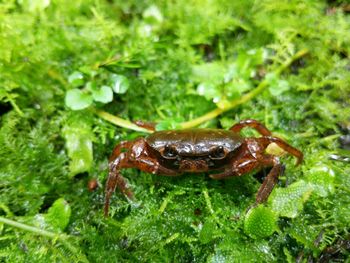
[104,119,303,216]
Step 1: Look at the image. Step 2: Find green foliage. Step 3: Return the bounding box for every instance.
[45,198,71,231]
[62,115,94,177]
[305,163,335,197]
[65,89,94,110]
[266,73,290,96]
[269,180,313,218]
[90,85,113,104]
[193,49,265,109]
[1,0,350,262]
[110,74,130,94]
[65,71,130,110]
[244,205,278,239]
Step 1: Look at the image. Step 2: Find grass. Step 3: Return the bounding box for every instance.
[0,0,349,262]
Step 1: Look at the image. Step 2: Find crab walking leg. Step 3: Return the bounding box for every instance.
[105,138,179,216]
[230,119,272,136]
[109,141,133,163]
[209,158,259,179]
[133,120,156,131]
[133,156,179,176]
[104,153,134,216]
[255,156,284,204]
[259,136,304,165]
[210,154,285,204]
[230,120,303,164]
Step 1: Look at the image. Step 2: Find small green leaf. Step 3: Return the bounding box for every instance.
[79,66,98,77]
[143,5,163,23]
[266,73,290,96]
[270,180,313,218]
[91,85,113,103]
[65,89,93,110]
[68,71,85,87]
[244,205,277,239]
[305,164,335,197]
[62,120,93,177]
[196,83,221,102]
[111,74,130,94]
[44,198,71,231]
[199,219,216,244]
[192,62,226,84]
[229,78,251,94]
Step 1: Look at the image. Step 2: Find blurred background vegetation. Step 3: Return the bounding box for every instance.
[0,0,349,262]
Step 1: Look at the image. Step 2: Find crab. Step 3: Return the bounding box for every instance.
[104,119,303,216]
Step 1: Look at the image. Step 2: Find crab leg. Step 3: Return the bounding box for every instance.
[105,138,178,216]
[133,120,156,131]
[230,119,272,136]
[104,153,134,216]
[210,154,285,204]
[255,156,284,203]
[209,135,296,204]
[209,157,259,179]
[259,136,303,165]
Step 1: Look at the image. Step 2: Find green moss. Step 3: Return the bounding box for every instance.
[1,0,350,262]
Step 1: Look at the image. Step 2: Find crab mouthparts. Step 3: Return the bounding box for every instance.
[179,159,208,172]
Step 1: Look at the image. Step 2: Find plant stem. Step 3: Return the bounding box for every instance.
[8,97,24,117]
[95,109,153,133]
[0,216,89,262]
[180,80,268,129]
[0,216,68,240]
[96,49,308,132]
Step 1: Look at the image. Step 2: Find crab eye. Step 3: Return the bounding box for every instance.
[209,146,226,160]
[162,145,178,159]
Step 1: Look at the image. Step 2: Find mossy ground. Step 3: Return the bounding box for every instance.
[0,1,349,262]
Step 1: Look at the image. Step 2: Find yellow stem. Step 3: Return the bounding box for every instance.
[95,109,153,133]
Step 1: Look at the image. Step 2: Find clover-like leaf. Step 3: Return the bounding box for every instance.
[91,85,113,103]
[111,74,130,94]
[244,205,277,239]
[68,71,85,87]
[65,89,93,110]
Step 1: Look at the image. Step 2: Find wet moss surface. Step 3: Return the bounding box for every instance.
[0,1,349,262]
